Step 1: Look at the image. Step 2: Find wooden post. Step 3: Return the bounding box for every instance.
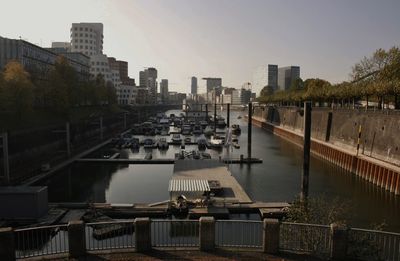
[214,102,217,133]
[248,102,252,162]
[1,132,10,184]
[205,104,208,122]
[227,103,230,127]
[301,102,311,202]
[100,116,103,140]
[66,122,71,157]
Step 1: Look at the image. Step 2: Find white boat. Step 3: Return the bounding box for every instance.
[204,126,214,137]
[209,136,224,149]
[157,138,169,150]
[143,138,156,149]
[171,134,182,144]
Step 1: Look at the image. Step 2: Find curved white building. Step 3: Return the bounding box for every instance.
[70,23,103,56]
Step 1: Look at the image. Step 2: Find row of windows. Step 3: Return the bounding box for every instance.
[90,67,109,72]
[91,61,108,66]
[72,33,97,38]
[72,44,94,50]
[117,94,135,98]
[72,27,93,32]
[74,39,96,44]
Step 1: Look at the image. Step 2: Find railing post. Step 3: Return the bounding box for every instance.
[0,227,15,261]
[263,218,280,254]
[199,216,215,251]
[135,217,151,252]
[68,220,86,258]
[1,132,10,184]
[330,223,348,260]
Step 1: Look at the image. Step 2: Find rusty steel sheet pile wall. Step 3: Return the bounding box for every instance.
[252,106,400,195]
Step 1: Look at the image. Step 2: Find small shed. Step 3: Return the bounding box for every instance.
[0,186,48,220]
[169,179,210,201]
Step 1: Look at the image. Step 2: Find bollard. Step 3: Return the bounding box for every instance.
[135,218,151,252]
[68,221,86,258]
[199,217,215,251]
[263,219,280,254]
[330,223,348,260]
[0,227,15,261]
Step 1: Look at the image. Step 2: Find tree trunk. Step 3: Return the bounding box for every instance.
[366,96,369,111]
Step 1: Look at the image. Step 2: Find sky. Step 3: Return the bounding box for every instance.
[1,0,399,95]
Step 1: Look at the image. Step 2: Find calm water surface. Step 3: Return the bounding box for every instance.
[38,110,400,231]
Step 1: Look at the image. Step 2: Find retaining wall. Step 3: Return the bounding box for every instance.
[252,106,400,195]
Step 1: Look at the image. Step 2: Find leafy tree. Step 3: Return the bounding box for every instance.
[105,81,117,105]
[290,78,304,91]
[2,61,34,119]
[260,85,274,97]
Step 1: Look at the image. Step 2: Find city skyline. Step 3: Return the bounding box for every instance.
[1,0,399,94]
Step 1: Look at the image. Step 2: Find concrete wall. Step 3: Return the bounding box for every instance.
[255,106,400,166]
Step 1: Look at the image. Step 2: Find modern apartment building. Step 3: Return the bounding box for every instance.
[139,67,158,103]
[202,77,222,93]
[89,54,112,82]
[70,23,103,56]
[278,66,300,91]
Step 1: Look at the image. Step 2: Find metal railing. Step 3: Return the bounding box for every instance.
[15,224,69,258]
[11,219,400,261]
[347,228,400,261]
[85,221,135,251]
[279,222,331,258]
[215,220,263,248]
[151,219,199,247]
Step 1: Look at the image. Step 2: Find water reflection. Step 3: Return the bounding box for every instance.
[39,110,400,231]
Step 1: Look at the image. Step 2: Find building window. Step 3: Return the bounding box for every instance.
[85,28,88,31]
[75,33,78,37]
[80,33,83,37]
[85,40,88,43]
[85,33,88,37]
[90,28,92,32]
[79,27,82,31]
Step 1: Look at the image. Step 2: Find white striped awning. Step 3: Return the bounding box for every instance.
[168,179,210,192]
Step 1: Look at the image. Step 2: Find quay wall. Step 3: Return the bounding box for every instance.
[252,106,400,195]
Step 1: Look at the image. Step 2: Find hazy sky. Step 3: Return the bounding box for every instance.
[1,0,399,95]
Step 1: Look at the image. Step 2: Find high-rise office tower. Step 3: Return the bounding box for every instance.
[253,64,278,96]
[278,66,300,91]
[191,76,198,95]
[160,79,169,103]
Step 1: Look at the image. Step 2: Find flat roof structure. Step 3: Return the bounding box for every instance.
[172,160,252,203]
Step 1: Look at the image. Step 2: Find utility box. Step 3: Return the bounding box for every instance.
[0,186,48,220]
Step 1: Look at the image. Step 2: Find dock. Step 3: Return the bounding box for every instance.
[172,160,252,204]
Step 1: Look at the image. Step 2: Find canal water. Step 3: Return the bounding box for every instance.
[37,110,400,232]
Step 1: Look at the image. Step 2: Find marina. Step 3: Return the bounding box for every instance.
[21,108,399,232]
